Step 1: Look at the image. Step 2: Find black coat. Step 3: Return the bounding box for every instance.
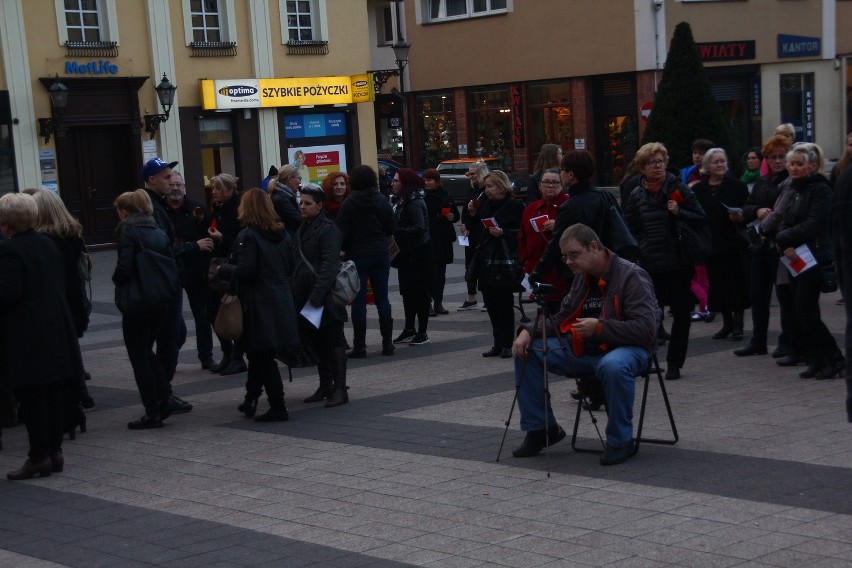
[0,230,83,388]
[776,174,834,263]
[693,177,749,257]
[470,195,525,290]
[166,196,212,287]
[293,213,347,327]
[45,234,89,337]
[269,182,302,236]
[210,193,242,259]
[336,188,396,258]
[624,173,706,274]
[742,171,789,224]
[219,227,298,352]
[460,183,485,240]
[424,187,459,264]
[143,188,197,273]
[393,194,430,252]
[112,214,177,303]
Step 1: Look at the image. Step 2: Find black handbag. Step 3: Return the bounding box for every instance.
[597,189,638,261]
[115,227,180,314]
[676,221,713,265]
[819,261,838,294]
[480,237,524,289]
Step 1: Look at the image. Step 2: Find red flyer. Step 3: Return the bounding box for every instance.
[481,217,499,229]
[529,215,549,233]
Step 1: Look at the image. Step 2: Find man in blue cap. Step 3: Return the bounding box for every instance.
[141,158,214,413]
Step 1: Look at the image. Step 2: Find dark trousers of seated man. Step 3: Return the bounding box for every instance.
[515,337,649,449]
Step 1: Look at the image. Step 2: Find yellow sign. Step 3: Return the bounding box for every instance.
[201,74,374,110]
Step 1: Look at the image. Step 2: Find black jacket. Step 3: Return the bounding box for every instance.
[219,227,299,352]
[693,177,749,257]
[424,187,459,264]
[143,187,197,272]
[293,214,347,327]
[45,234,89,337]
[0,230,83,388]
[460,183,485,240]
[624,173,706,274]
[776,174,834,263]
[336,187,396,258]
[269,182,302,236]
[393,193,430,252]
[742,171,789,223]
[210,193,241,259]
[533,181,610,282]
[166,196,212,287]
[470,195,524,290]
[112,213,176,293]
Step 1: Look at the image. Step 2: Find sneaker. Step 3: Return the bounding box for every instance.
[512,424,566,458]
[409,333,430,345]
[600,440,636,465]
[168,395,193,414]
[392,329,417,344]
[127,416,163,430]
[458,300,478,311]
[480,304,488,312]
[690,311,707,322]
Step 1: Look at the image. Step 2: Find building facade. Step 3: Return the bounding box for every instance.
[0,0,380,245]
[399,0,851,185]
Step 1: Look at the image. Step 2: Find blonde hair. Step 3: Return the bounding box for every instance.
[775,123,796,138]
[114,189,153,215]
[787,143,825,174]
[0,193,38,233]
[634,142,669,168]
[483,170,512,194]
[210,173,239,193]
[33,189,83,238]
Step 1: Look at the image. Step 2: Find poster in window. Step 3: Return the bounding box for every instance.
[287,144,348,185]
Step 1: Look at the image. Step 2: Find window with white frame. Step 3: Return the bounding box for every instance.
[181,0,236,46]
[54,0,119,45]
[279,0,327,46]
[423,0,508,22]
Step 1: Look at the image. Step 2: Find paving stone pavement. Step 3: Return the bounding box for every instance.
[1,245,850,567]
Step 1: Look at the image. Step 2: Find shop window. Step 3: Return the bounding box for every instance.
[421,0,509,23]
[469,88,512,170]
[526,82,573,169]
[780,73,814,142]
[416,93,456,168]
[181,0,237,52]
[54,0,119,48]
[199,117,236,204]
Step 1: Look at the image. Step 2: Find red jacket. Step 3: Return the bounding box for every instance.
[518,193,568,298]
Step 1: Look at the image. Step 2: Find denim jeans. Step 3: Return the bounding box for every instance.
[351,254,392,326]
[515,338,649,448]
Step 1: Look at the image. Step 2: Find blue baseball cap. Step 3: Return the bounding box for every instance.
[141,157,178,181]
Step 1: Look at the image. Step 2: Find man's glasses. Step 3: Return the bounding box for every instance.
[540,180,561,186]
[646,159,668,167]
[561,249,585,263]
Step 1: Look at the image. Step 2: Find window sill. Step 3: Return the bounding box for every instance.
[190,41,237,57]
[286,40,329,55]
[423,11,508,25]
[65,41,118,58]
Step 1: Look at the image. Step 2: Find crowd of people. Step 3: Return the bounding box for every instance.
[2,128,851,478]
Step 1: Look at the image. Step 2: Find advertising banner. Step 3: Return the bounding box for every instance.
[201,74,373,110]
[287,144,347,186]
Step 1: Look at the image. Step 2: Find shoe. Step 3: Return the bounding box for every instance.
[712,327,732,339]
[168,395,193,414]
[815,365,841,380]
[254,407,289,422]
[238,396,259,417]
[158,398,176,420]
[777,356,802,367]
[665,367,681,380]
[600,440,636,466]
[772,346,789,359]
[80,395,95,410]
[127,415,164,430]
[512,425,566,458]
[480,304,488,312]
[393,329,416,344]
[690,311,706,322]
[409,333,430,345]
[302,387,329,404]
[703,311,716,323]
[482,346,502,357]
[730,330,744,341]
[435,303,449,315]
[734,344,767,357]
[7,457,53,480]
[428,308,438,317]
[837,298,846,305]
[657,327,671,345]
[799,364,820,379]
[347,347,367,358]
[381,341,394,356]
[49,451,64,473]
[209,356,231,373]
[220,358,247,375]
[458,300,478,311]
[500,348,512,359]
[200,357,217,370]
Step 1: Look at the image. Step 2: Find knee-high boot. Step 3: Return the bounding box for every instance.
[325,348,349,407]
[347,320,367,358]
[304,360,335,403]
[379,317,394,356]
[731,310,744,340]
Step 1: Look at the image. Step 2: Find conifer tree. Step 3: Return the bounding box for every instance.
[641,22,730,169]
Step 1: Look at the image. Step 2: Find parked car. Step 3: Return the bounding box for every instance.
[437,158,526,203]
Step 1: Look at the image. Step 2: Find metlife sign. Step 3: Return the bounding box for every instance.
[213,80,261,109]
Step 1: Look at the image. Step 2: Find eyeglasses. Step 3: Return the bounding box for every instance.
[540,180,562,186]
[561,249,585,263]
[646,159,668,167]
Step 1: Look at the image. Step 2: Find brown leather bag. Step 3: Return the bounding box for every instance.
[213,292,243,340]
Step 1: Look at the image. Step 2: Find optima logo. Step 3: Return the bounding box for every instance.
[354,80,368,88]
[218,85,258,97]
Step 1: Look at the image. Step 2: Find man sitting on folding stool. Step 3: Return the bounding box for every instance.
[512,223,659,465]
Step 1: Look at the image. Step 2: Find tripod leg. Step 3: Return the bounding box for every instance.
[496,357,526,462]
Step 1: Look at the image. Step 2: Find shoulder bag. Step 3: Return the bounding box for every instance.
[676,220,713,265]
[480,236,524,289]
[298,243,360,307]
[115,227,181,314]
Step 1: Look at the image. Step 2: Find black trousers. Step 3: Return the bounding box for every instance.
[431,261,448,305]
[300,319,346,383]
[650,267,694,369]
[15,381,64,462]
[464,244,478,296]
[245,350,284,404]
[123,305,172,416]
[789,267,839,366]
[184,282,213,361]
[749,250,778,347]
[481,285,516,349]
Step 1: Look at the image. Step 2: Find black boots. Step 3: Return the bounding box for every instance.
[731,311,744,341]
[347,320,367,358]
[325,348,349,407]
[237,396,258,417]
[379,317,395,356]
[255,395,289,422]
[304,363,334,403]
[713,312,733,339]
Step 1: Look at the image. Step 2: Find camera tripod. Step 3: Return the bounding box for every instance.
[496,284,571,477]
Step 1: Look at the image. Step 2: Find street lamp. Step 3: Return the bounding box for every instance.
[38,77,69,144]
[144,73,177,139]
[392,39,411,93]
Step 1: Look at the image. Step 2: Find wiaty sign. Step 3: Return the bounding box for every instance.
[201,75,374,110]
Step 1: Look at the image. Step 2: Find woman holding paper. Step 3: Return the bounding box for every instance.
[692,148,750,341]
[292,185,349,407]
[776,143,844,379]
[518,168,568,309]
[468,170,525,358]
[422,168,459,316]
